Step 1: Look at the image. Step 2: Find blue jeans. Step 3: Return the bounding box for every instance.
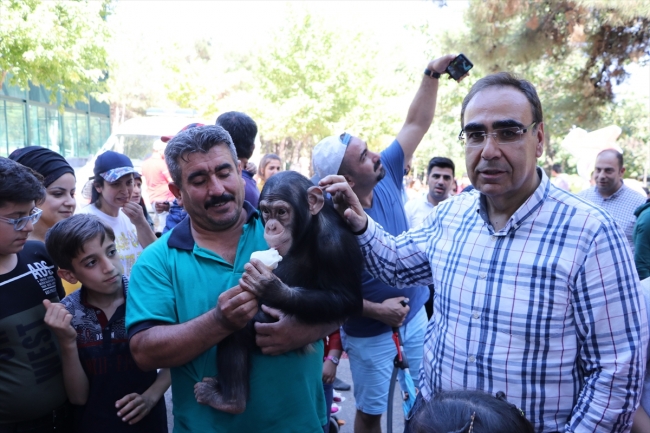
[341,307,428,415]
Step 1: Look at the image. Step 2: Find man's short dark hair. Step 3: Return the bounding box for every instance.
[597,149,624,169]
[45,214,116,271]
[552,163,563,174]
[0,157,45,207]
[460,72,543,129]
[216,111,257,160]
[427,157,455,177]
[165,125,238,187]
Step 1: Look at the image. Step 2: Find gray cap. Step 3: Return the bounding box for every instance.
[312,132,351,183]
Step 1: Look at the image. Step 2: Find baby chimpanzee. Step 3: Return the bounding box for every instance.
[194,171,363,414]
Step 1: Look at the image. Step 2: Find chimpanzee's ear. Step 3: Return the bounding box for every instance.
[307,186,325,216]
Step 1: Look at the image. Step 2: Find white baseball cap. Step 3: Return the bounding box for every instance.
[312,132,352,183]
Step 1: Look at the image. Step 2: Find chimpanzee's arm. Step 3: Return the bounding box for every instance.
[258,278,361,324]
[240,260,362,324]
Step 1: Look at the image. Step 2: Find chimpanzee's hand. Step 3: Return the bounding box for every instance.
[319,175,367,233]
[214,285,258,332]
[239,259,280,298]
[255,305,338,356]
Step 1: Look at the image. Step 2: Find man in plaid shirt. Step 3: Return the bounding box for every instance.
[322,72,647,432]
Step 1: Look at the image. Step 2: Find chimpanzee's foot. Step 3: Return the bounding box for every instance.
[194,377,247,414]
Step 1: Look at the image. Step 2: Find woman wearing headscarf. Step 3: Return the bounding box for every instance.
[9,146,76,243]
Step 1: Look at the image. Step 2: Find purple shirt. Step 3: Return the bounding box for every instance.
[243,170,260,208]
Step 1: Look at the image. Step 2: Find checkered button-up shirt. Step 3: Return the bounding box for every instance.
[357,169,647,433]
[578,184,646,254]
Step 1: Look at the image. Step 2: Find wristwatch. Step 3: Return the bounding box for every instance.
[324,355,340,365]
[424,68,441,79]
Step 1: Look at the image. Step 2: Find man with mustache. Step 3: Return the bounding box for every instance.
[312,54,457,433]
[321,72,648,432]
[126,125,332,432]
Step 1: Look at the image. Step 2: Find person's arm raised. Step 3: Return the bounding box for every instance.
[129,285,258,371]
[395,54,458,164]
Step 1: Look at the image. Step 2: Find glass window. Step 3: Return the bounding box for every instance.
[90,116,101,154]
[0,100,7,156]
[62,112,77,158]
[6,100,27,156]
[76,114,90,158]
[100,117,110,142]
[28,105,60,151]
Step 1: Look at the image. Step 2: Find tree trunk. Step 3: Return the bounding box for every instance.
[0,70,7,89]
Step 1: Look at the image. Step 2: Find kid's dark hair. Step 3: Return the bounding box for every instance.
[410,390,535,433]
[0,157,46,207]
[45,214,116,271]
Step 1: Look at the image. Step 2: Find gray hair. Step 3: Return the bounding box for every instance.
[165,125,239,186]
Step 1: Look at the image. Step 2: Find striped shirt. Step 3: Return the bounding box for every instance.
[357,169,647,432]
[578,184,646,254]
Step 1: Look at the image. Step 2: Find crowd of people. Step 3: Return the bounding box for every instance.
[1,53,650,433]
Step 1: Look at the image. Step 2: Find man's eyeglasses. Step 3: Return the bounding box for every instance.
[0,208,43,231]
[459,122,536,148]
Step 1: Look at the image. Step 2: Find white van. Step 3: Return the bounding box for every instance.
[75,115,206,206]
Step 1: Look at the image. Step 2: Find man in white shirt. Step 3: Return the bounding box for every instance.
[404,157,455,228]
[578,149,645,252]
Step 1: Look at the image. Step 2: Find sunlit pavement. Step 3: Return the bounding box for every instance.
[163,358,406,433]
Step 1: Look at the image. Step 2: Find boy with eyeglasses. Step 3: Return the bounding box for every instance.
[0,157,71,433]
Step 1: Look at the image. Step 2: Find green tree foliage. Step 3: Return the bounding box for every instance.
[438,0,650,172]
[250,9,409,170]
[0,0,111,107]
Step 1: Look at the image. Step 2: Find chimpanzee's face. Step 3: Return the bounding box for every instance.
[259,199,293,256]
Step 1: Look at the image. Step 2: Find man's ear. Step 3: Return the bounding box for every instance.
[306,186,325,216]
[342,174,355,188]
[168,183,183,207]
[535,122,545,158]
[57,268,78,285]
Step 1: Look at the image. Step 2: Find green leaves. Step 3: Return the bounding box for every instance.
[0,0,110,107]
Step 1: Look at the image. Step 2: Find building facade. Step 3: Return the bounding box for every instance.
[0,81,110,162]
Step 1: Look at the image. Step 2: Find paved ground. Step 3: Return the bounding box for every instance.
[335,359,406,433]
[163,358,406,433]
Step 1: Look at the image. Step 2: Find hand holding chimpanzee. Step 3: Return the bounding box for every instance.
[212,285,258,332]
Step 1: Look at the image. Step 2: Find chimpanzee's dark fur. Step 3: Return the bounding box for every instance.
[197,171,363,413]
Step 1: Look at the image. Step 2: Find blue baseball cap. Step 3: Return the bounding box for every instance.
[93,151,137,182]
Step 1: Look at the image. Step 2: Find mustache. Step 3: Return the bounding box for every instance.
[374,160,382,172]
[204,194,235,209]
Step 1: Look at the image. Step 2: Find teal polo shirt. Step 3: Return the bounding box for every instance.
[126,203,326,433]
